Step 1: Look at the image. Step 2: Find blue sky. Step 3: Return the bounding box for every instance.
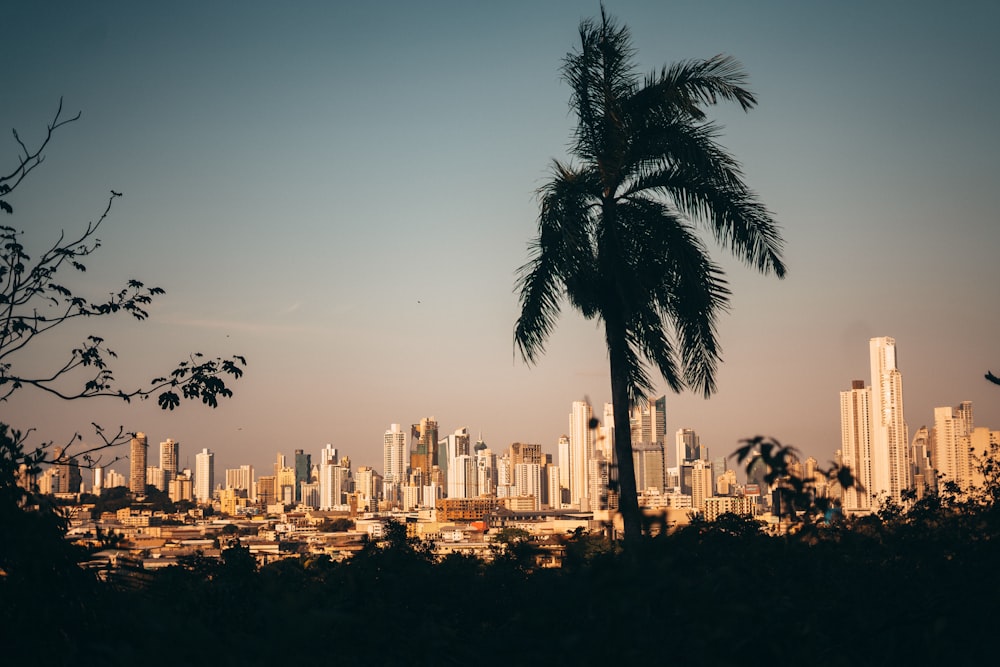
[4,1,999,476]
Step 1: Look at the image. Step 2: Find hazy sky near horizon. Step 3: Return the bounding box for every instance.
[4,1,999,477]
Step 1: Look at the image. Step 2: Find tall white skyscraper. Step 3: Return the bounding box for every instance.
[442,427,471,496]
[568,401,594,509]
[383,424,407,484]
[869,337,911,502]
[840,380,873,511]
[195,447,214,503]
[932,403,973,491]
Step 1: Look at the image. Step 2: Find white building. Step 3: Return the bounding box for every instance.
[383,424,407,493]
[568,401,594,509]
[869,337,911,502]
[194,448,214,503]
[840,379,873,511]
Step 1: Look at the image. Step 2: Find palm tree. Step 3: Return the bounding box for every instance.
[515,11,786,547]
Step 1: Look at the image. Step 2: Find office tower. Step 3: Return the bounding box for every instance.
[169,472,194,503]
[869,337,911,502]
[675,429,699,469]
[691,459,714,513]
[932,404,973,491]
[195,447,215,503]
[441,427,471,495]
[277,462,296,504]
[146,466,165,491]
[300,481,320,509]
[598,402,615,460]
[969,427,1000,490]
[588,456,614,511]
[354,466,380,510]
[383,424,407,486]
[160,438,179,487]
[226,465,254,493]
[93,467,104,495]
[105,469,125,489]
[257,475,277,507]
[510,442,542,465]
[632,442,665,494]
[568,401,594,509]
[630,395,667,445]
[409,417,439,476]
[294,449,311,502]
[319,444,348,509]
[129,432,148,494]
[449,454,478,499]
[476,447,496,497]
[910,426,935,496]
[514,462,542,510]
[546,464,562,509]
[557,435,571,499]
[840,379,873,511]
[52,446,82,494]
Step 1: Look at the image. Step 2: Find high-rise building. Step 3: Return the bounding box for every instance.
[409,417,439,477]
[225,465,254,493]
[195,447,215,503]
[632,442,665,494]
[568,401,594,509]
[160,438,178,487]
[691,459,714,513]
[442,427,471,495]
[910,426,935,497]
[630,395,667,446]
[449,454,478,499]
[383,424,407,489]
[840,379,873,511]
[675,429,699,469]
[476,447,496,497]
[129,432,148,494]
[932,404,973,492]
[294,449,311,501]
[869,337,911,502]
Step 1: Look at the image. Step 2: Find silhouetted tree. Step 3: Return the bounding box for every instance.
[515,11,785,545]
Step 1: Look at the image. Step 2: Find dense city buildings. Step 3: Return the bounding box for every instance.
[29,335,998,567]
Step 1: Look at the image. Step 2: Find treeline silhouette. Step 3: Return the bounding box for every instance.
[6,470,1000,667]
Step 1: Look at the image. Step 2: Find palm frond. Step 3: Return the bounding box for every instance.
[636,54,757,121]
[514,163,598,363]
[618,197,729,396]
[624,120,786,277]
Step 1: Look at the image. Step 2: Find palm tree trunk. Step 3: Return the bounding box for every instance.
[606,319,643,549]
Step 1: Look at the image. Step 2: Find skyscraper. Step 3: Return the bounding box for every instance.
[409,417,439,477]
[383,423,407,503]
[869,337,911,502]
[129,432,148,494]
[630,395,667,446]
[568,401,594,509]
[294,449,311,502]
[932,403,974,491]
[160,438,178,487]
[195,447,215,503]
[840,379,873,511]
[675,429,699,469]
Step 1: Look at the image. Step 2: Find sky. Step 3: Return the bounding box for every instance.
[3,1,999,479]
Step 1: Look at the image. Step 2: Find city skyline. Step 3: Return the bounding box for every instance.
[4,2,999,476]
